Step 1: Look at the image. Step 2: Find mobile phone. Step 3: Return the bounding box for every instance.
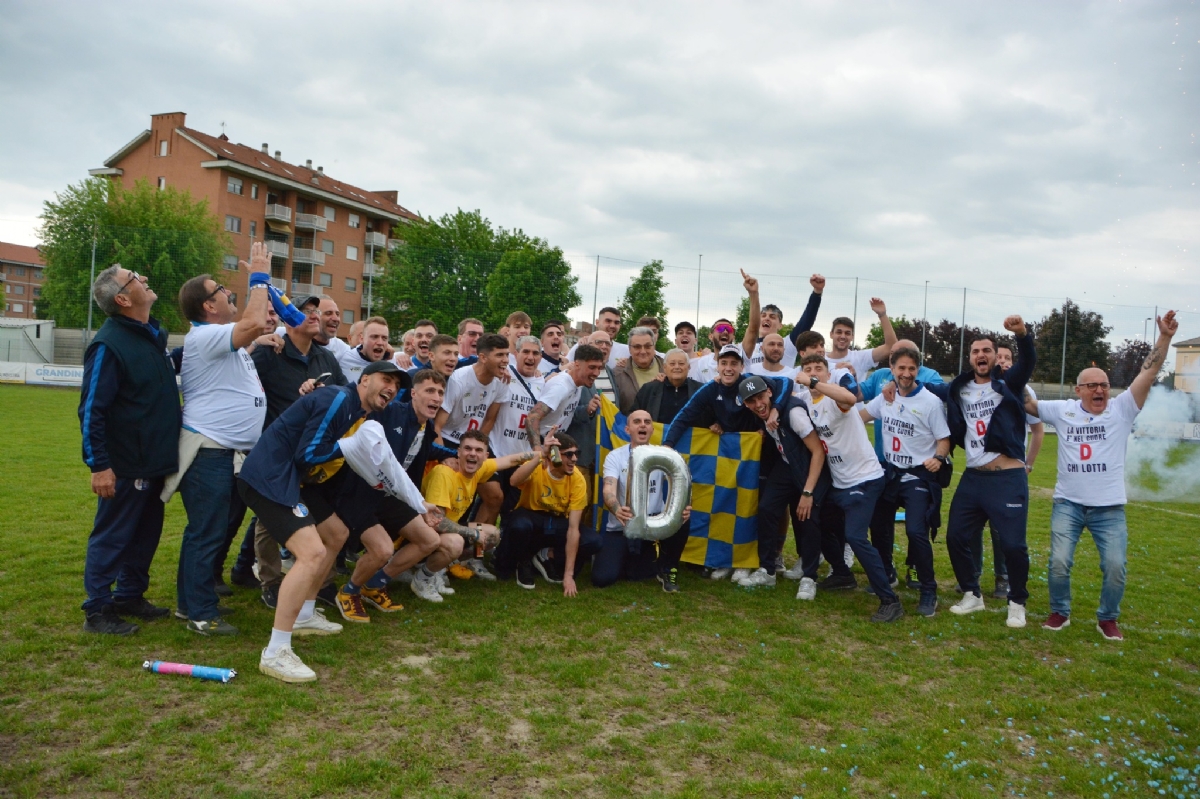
[314,372,332,387]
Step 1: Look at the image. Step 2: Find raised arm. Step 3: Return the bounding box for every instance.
[867,297,897,365]
[1130,311,1178,409]
[1002,315,1036,395]
[523,401,554,449]
[494,449,541,472]
[233,241,273,350]
[741,269,760,358]
[812,379,857,411]
[789,274,825,344]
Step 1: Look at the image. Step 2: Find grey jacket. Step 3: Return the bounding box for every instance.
[613,354,665,416]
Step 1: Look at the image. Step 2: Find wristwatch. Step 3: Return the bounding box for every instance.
[808,376,819,390]
[802,490,814,497]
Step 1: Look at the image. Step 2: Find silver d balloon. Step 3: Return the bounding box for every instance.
[624,445,691,541]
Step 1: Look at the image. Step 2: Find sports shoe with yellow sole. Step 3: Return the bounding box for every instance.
[447,562,474,580]
[361,585,403,612]
[336,589,370,623]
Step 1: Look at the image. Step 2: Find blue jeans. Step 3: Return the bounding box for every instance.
[83,476,166,613]
[1048,499,1128,621]
[828,476,895,603]
[176,449,235,620]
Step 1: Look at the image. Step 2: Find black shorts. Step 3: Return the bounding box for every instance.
[377,495,422,541]
[237,478,339,547]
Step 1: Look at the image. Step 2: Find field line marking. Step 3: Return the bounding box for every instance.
[1128,502,1200,519]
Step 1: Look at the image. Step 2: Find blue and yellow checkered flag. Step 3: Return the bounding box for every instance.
[594,395,762,569]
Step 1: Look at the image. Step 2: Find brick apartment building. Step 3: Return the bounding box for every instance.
[1,242,45,319]
[90,111,421,335]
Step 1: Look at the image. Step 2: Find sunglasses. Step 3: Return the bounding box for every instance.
[558,449,580,460]
[714,324,734,334]
[1077,382,1110,391]
[205,283,231,302]
[118,271,143,293]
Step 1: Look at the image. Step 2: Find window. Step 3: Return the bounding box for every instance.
[227,177,244,195]
[34,270,42,280]
[318,272,332,287]
[251,184,259,200]
[12,303,23,313]
[323,206,336,222]
[296,199,309,213]
[33,288,41,297]
[157,177,166,190]
[321,239,334,255]
[222,255,238,271]
[12,285,24,295]
[342,310,355,324]
[11,267,25,277]
[158,140,168,156]
[344,277,357,292]
[249,221,257,238]
[225,215,242,233]
[346,245,358,261]
[4,285,9,294]
[348,213,360,229]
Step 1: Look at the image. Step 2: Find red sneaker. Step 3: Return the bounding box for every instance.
[1043,612,1071,631]
[1097,620,1123,641]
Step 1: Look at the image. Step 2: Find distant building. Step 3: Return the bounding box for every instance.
[1173,336,1200,395]
[89,111,420,336]
[0,242,45,319]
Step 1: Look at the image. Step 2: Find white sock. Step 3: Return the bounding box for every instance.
[295,599,316,623]
[265,628,292,658]
[420,564,436,578]
[538,547,551,560]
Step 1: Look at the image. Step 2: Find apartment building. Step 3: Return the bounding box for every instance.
[0,242,45,319]
[90,111,419,335]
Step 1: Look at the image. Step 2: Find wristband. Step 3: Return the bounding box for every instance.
[248,271,272,289]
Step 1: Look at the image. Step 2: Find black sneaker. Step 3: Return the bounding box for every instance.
[532,551,563,584]
[993,579,1010,599]
[818,574,857,591]
[516,560,537,590]
[870,601,905,623]
[657,568,680,594]
[214,577,233,597]
[83,605,139,636]
[230,568,261,589]
[112,597,171,620]
[174,605,234,620]
[916,594,938,617]
[187,617,238,636]
[261,583,279,609]
[316,582,339,608]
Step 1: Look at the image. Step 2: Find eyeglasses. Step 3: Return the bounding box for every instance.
[205,284,230,301]
[558,449,580,460]
[714,324,734,334]
[118,271,143,293]
[1077,382,1110,391]
[301,306,321,317]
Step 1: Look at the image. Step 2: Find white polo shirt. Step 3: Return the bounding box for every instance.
[181,322,266,451]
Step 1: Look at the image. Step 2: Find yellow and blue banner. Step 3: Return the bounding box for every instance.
[594,395,762,569]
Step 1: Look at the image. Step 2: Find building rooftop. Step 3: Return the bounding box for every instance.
[0,242,45,267]
[1173,336,1200,349]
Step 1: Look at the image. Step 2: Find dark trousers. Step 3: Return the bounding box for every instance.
[82,476,166,613]
[214,479,253,577]
[176,449,235,620]
[828,476,895,603]
[495,508,601,575]
[819,502,850,577]
[875,476,937,596]
[592,520,691,588]
[971,523,1009,582]
[868,501,899,581]
[756,467,822,577]
[946,468,1029,604]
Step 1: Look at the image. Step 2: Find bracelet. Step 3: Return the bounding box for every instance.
[249,284,269,291]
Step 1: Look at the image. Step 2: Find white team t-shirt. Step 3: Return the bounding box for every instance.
[490,368,545,457]
[337,346,373,384]
[602,444,666,531]
[865,387,950,472]
[959,380,1003,468]
[749,336,799,370]
[181,322,266,451]
[538,357,563,375]
[568,340,629,369]
[1036,390,1140,506]
[765,406,815,465]
[689,353,719,383]
[749,361,800,380]
[536,370,583,435]
[323,335,351,360]
[826,348,879,380]
[440,366,503,445]
[808,394,884,489]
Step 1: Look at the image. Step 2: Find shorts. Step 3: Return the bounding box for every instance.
[377,495,422,541]
[237,479,338,547]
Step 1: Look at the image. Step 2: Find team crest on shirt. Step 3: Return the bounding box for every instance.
[293,503,310,518]
[134,479,149,491]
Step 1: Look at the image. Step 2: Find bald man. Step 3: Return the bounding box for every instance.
[1028,312,1178,642]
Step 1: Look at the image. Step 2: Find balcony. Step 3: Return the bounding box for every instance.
[269,277,287,292]
[295,213,328,232]
[364,231,386,249]
[264,240,289,259]
[289,282,321,298]
[387,238,403,250]
[292,248,326,266]
[363,263,384,278]
[264,204,292,223]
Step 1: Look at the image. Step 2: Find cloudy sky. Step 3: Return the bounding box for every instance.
[2,1,1196,358]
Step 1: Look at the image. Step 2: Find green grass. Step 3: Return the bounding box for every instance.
[0,383,1197,798]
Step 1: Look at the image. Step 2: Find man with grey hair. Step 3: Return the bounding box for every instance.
[634,349,702,424]
[613,326,664,415]
[78,264,182,635]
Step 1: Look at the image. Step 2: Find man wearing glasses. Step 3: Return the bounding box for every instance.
[1027,311,1179,642]
[689,317,737,383]
[168,242,272,635]
[79,264,182,634]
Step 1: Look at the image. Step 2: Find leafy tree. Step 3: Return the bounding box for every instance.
[1109,338,1151,388]
[865,316,1017,377]
[1031,300,1112,384]
[734,296,750,344]
[39,177,227,332]
[616,260,669,346]
[485,242,581,333]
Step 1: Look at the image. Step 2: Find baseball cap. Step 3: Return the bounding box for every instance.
[362,359,412,388]
[718,344,744,361]
[674,321,697,335]
[737,375,771,403]
[293,294,321,311]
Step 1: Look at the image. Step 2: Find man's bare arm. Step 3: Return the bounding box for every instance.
[868,297,896,364]
[741,269,760,358]
[1130,311,1178,409]
[524,401,553,449]
[478,401,502,436]
[433,408,450,439]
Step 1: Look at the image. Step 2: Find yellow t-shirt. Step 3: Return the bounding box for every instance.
[305,417,367,485]
[422,458,499,522]
[517,463,588,515]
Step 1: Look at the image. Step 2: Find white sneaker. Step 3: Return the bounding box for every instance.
[409,569,443,603]
[731,568,752,583]
[843,544,855,569]
[738,568,776,587]
[1006,601,1027,628]
[796,577,817,601]
[259,645,317,683]
[781,562,806,580]
[434,570,455,596]
[293,607,343,636]
[949,593,986,615]
[709,568,732,581]
[463,558,495,581]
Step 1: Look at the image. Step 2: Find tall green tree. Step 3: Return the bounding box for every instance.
[617,260,669,345]
[1031,300,1112,384]
[375,209,579,335]
[39,177,228,332]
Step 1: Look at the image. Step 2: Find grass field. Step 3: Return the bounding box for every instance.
[1,384,1198,798]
